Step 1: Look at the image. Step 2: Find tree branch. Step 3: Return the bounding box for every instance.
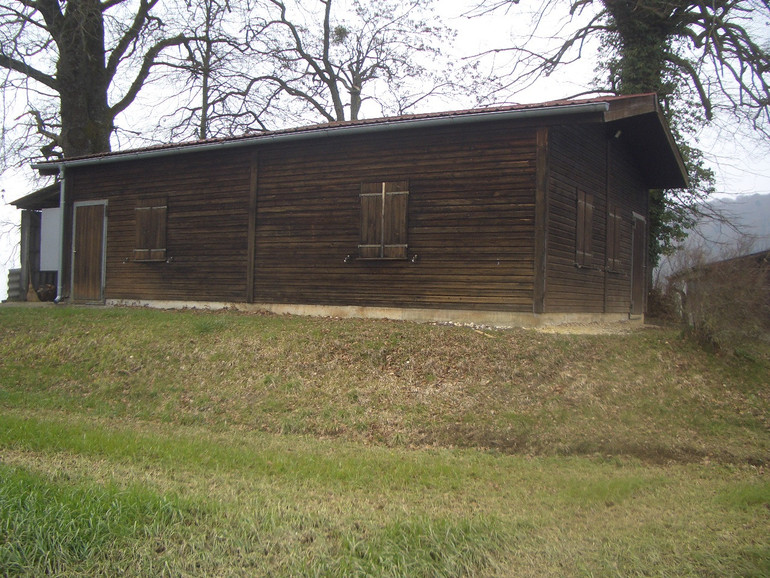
[0,53,57,90]
[31,0,64,41]
[110,34,188,117]
[254,74,336,122]
[665,52,713,120]
[104,0,161,83]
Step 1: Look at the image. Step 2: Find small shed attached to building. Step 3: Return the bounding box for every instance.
[15,93,688,326]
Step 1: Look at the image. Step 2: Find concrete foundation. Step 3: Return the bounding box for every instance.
[107,299,641,328]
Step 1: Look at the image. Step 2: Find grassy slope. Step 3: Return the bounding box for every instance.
[1,306,768,575]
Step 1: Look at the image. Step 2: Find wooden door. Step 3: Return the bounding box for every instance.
[631,214,647,315]
[72,202,106,302]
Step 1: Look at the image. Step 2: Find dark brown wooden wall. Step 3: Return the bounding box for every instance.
[66,149,252,302]
[547,123,607,313]
[65,121,540,311]
[545,123,648,314]
[606,135,648,314]
[254,123,538,311]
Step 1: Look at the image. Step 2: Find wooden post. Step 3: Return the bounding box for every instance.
[246,151,259,303]
[533,128,549,314]
[604,135,610,313]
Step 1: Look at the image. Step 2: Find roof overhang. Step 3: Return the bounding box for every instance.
[603,94,689,189]
[9,183,60,210]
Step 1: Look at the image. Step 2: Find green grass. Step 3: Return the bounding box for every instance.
[1,305,769,575]
[0,462,190,576]
[1,411,768,576]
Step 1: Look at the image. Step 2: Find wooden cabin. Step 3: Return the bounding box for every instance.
[18,93,688,326]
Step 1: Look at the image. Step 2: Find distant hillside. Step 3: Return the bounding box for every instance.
[689,193,770,257]
[656,193,770,281]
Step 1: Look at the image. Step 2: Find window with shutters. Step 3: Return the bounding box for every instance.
[576,190,594,267]
[134,197,167,262]
[358,180,408,260]
[607,205,622,272]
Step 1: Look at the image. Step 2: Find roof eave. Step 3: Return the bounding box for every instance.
[9,182,60,210]
[32,102,610,173]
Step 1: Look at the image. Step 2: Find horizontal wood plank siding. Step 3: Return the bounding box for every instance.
[546,124,607,313]
[67,150,252,302]
[47,100,666,319]
[545,123,649,314]
[64,121,538,312]
[254,124,538,312]
[605,137,649,313]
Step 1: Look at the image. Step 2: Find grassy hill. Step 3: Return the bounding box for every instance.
[1,306,768,575]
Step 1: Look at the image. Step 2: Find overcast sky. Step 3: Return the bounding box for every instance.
[1,0,768,301]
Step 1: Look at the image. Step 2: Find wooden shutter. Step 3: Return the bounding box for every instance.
[134,197,167,262]
[576,190,593,267]
[359,181,408,259]
[134,206,152,261]
[359,183,383,259]
[383,181,408,259]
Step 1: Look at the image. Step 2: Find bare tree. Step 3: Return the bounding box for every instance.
[157,0,276,140]
[0,0,188,162]
[471,0,769,132]
[0,211,19,268]
[249,0,459,123]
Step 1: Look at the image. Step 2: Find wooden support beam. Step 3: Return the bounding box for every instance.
[246,151,258,303]
[533,127,549,314]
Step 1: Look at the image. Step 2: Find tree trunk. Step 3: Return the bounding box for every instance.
[350,84,361,121]
[603,0,674,99]
[199,0,214,140]
[56,0,113,157]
